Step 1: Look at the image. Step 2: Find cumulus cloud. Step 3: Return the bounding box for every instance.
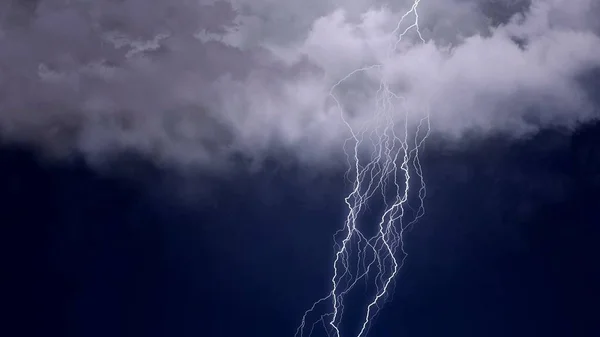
[0,0,598,169]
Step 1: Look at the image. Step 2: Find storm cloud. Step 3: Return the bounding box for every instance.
[0,0,598,169]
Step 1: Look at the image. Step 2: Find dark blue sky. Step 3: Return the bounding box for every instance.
[2,121,599,337]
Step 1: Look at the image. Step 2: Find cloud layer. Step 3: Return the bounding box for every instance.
[0,0,598,170]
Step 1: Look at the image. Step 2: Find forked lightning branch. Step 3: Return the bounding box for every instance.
[295,1,430,336]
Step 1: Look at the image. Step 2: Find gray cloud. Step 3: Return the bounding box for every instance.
[0,0,598,170]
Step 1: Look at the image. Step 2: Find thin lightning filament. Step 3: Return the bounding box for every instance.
[295,1,430,337]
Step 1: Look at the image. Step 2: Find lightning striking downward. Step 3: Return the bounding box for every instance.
[295,1,430,337]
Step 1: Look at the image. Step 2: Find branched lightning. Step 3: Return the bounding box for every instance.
[295,1,430,336]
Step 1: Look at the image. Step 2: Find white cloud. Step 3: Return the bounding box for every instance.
[0,0,598,169]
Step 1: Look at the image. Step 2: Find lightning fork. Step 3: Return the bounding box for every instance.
[296,1,430,337]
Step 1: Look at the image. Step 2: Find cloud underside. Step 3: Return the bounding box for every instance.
[0,0,598,169]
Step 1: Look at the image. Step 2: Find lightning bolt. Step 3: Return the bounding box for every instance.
[295,1,430,336]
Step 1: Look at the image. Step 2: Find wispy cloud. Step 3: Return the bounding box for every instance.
[0,0,598,169]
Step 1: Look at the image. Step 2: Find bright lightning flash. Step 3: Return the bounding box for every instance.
[295,1,431,337]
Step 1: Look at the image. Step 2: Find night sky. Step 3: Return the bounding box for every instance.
[2,1,600,337]
[3,120,599,337]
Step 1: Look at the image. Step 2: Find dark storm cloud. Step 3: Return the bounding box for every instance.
[0,0,598,168]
